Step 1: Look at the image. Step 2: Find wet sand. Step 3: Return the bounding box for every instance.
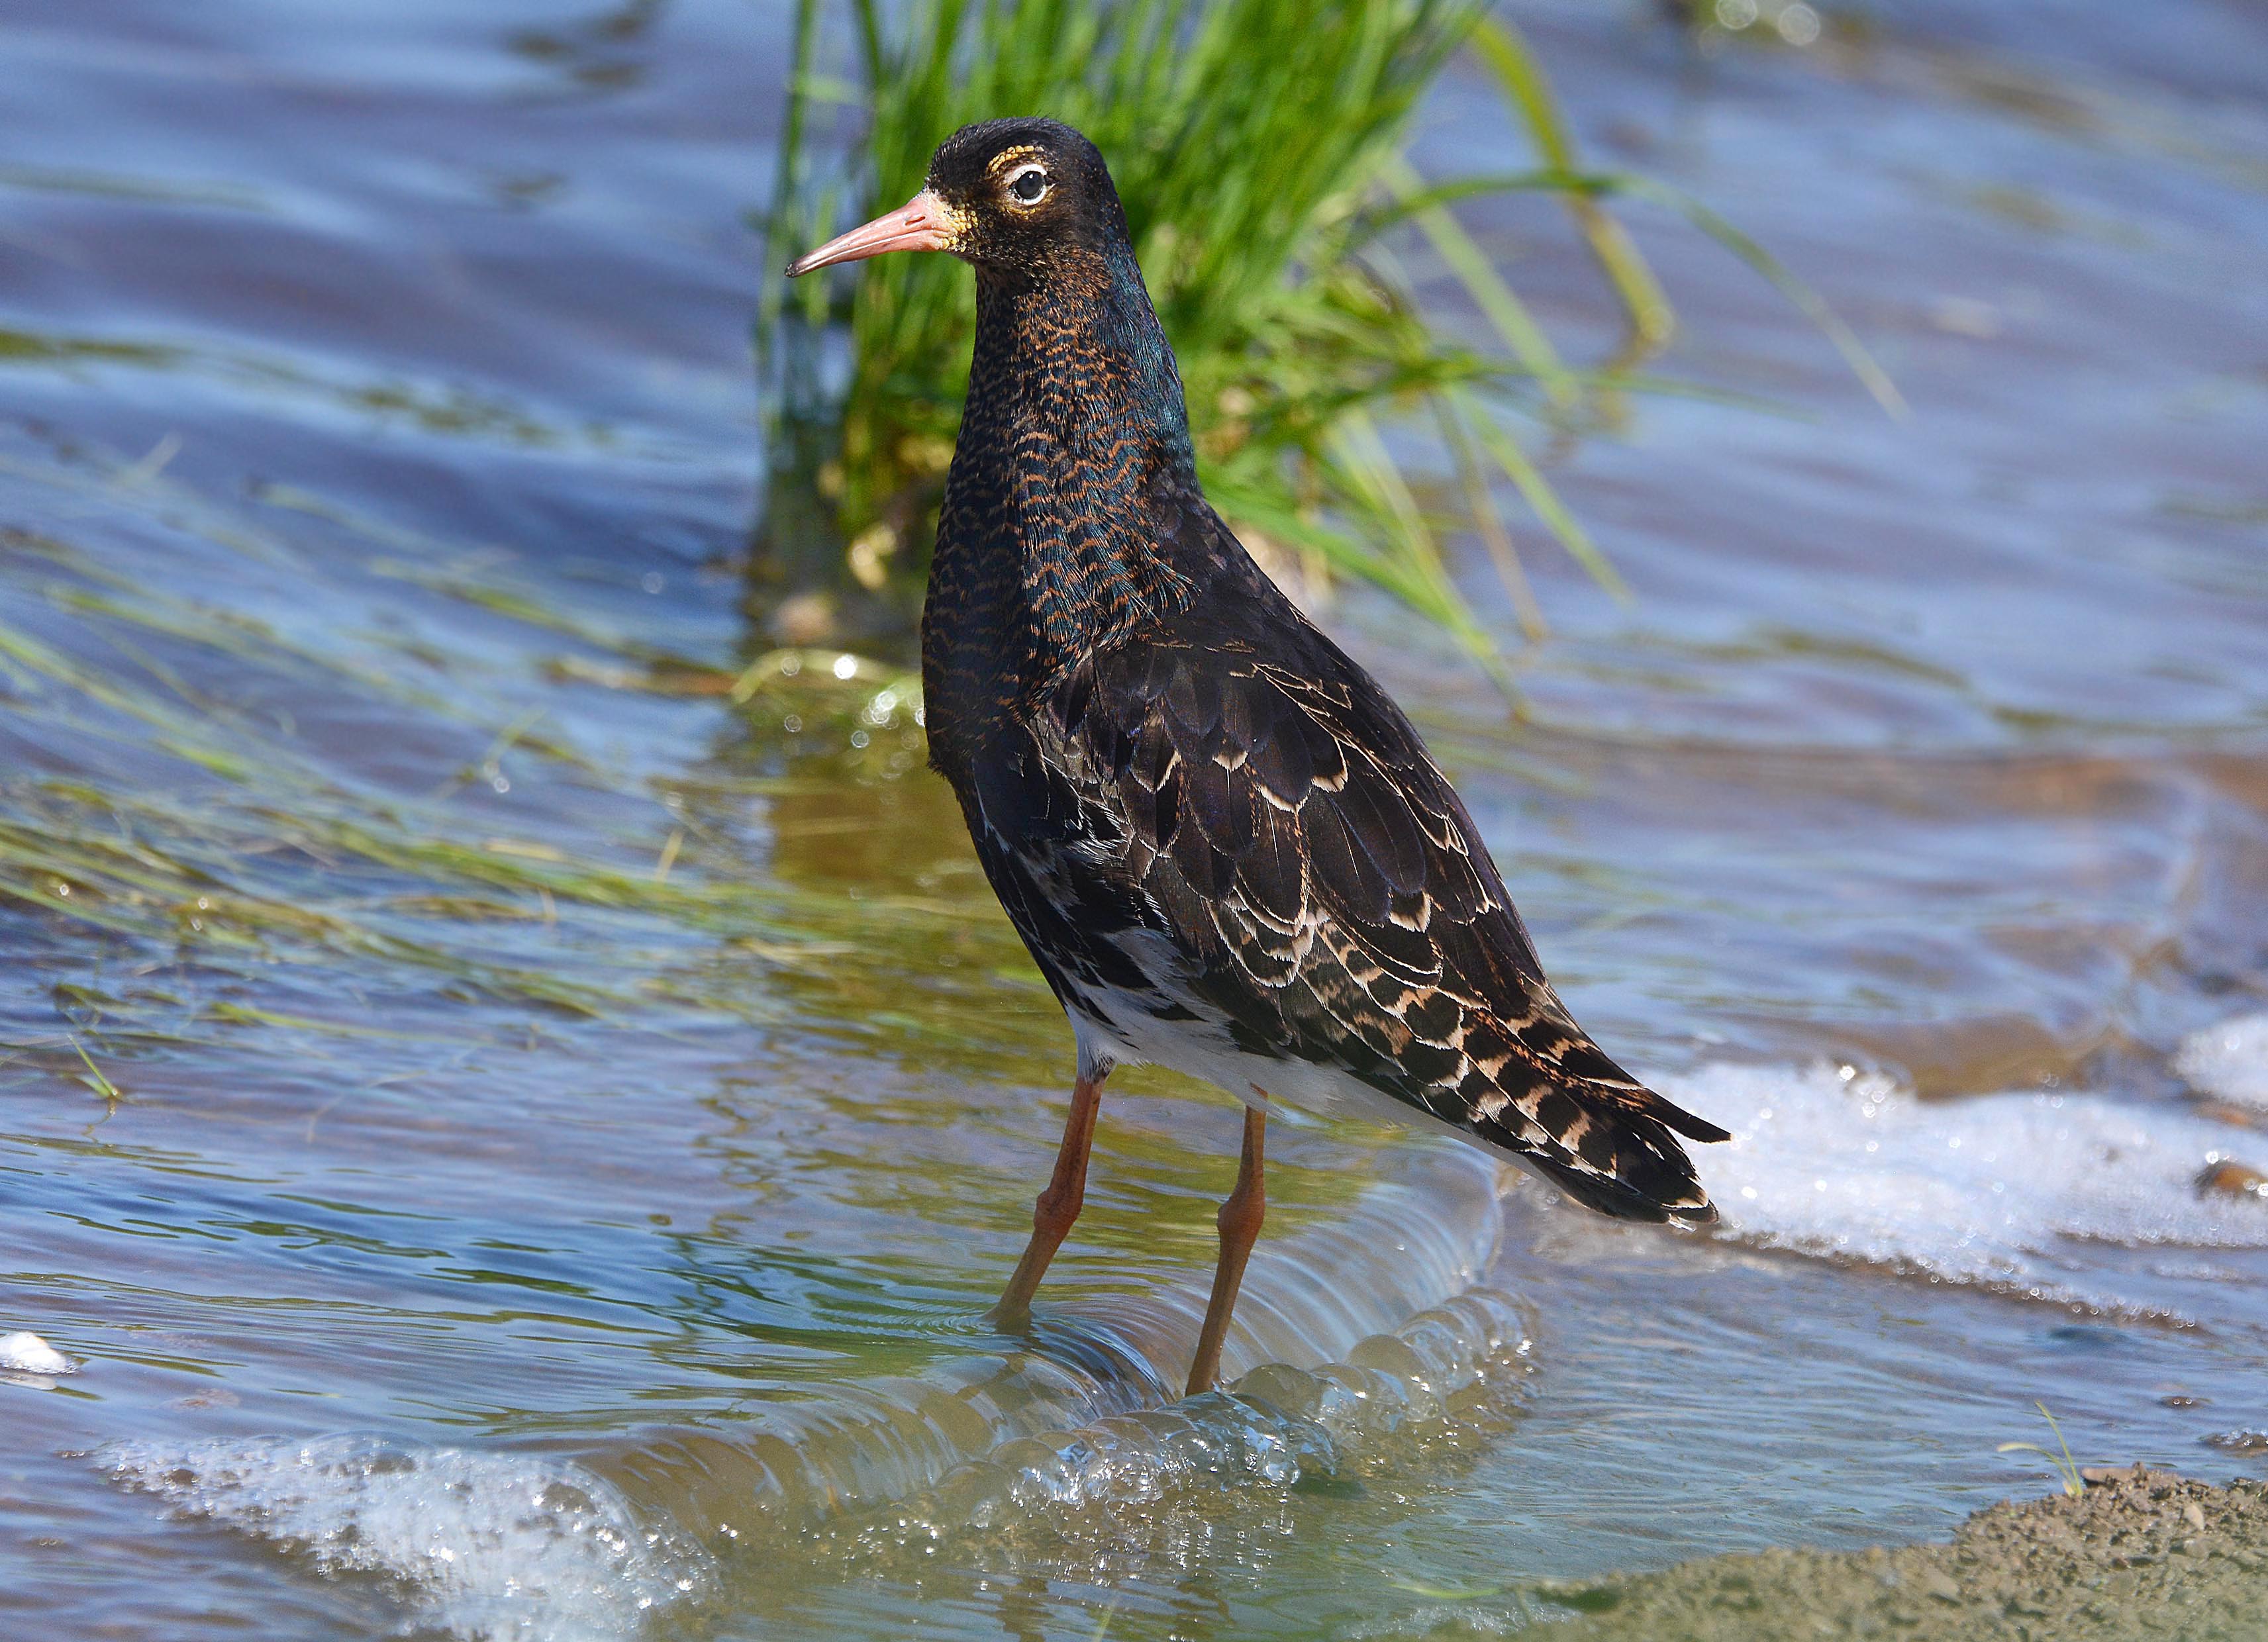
[1514,1468,2268,1641]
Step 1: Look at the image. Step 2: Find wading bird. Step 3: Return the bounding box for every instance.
[787,119,1726,1395]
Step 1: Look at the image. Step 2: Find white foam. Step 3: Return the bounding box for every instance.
[103,1435,711,1642]
[1,1331,74,1375]
[2177,1010,2268,1111]
[1659,1061,2268,1304]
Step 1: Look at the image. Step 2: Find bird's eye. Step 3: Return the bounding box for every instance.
[1007,166,1049,205]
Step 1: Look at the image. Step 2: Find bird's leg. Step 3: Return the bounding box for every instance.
[988,1071,1105,1329]
[1186,1106,1265,1396]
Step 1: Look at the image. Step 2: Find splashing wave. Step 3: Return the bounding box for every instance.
[2179,1010,2268,1112]
[887,1287,1536,1547]
[102,1435,713,1642]
[599,1142,1516,1539]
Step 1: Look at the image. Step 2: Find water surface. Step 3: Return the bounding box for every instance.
[4,2,2268,1638]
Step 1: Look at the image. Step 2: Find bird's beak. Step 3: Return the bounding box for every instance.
[784,188,954,277]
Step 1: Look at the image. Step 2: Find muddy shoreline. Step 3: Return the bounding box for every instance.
[1500,1468,2268,1640]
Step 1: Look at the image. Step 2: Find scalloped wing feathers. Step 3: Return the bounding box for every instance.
[965,561,1726,1226]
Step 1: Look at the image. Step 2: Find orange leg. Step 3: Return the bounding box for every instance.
[988,1071,1105,1328]
[1186,1106,1265,1395]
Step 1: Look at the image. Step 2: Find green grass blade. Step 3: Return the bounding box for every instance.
[1436,395,1547,638]
[1457,390,1629,601]
[1382,155,1576,409]
[1466,15,1673,350]
[1608,171,1907,418]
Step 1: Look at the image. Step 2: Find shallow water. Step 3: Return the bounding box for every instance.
[3,1,2267,1638]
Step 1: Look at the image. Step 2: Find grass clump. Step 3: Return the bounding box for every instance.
[1998,1400,2087,1498]
[758,0,1891,674]
[760,0,1675,668]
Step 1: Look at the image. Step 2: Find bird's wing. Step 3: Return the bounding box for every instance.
[1021,575,1726,1223]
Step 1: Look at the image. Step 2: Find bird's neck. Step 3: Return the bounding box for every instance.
[926,245,1228,736]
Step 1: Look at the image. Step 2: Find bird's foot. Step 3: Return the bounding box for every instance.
[984,1296,1035,1335]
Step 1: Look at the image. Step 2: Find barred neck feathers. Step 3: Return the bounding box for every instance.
[926,236,1230,738]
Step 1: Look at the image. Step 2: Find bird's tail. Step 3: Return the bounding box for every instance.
[1475,1056,1729,1225]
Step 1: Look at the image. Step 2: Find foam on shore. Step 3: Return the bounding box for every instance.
[1661,1058,2268,1308]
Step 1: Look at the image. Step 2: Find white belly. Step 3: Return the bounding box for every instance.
[1067,963,1487,1149]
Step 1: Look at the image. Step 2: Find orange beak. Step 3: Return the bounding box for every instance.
[784,189,954,277]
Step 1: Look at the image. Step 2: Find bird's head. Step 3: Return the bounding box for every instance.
[784,118,1128,285]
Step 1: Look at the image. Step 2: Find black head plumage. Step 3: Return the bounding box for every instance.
[923,118,1134,281]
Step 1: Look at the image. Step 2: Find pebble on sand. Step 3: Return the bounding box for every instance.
[1,1331,76,1375]
[2195,1157,2268,1200]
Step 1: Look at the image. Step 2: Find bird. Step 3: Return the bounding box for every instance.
[786,117,1728,1397]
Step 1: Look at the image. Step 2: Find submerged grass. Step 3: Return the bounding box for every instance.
[760,0,1892,671]
[0,436,1014,1079]
[2,682,1013,1075]
[67,1034,123,1104]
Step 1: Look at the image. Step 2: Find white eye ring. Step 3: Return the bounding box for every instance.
[1006,164,1050,205]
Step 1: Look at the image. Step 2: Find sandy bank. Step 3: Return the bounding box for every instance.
[1503,1468,2268,1641]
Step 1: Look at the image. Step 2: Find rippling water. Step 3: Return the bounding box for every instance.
[5,2,2267,1637]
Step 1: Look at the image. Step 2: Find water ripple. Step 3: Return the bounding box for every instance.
[97,1144,1532,1637]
